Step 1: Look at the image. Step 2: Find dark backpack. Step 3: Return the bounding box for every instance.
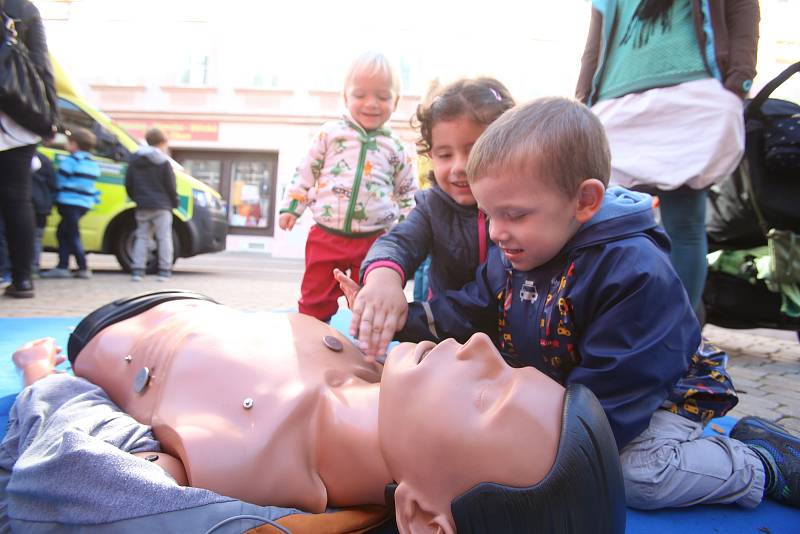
[31,152,56,215]
[707,62,800,250]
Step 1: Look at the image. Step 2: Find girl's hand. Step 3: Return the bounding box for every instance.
[278,212,297,231]
[336,268,408,360]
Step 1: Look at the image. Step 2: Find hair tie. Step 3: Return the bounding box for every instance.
[489,88,502,102]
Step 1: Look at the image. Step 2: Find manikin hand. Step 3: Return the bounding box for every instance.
[334,267,408,361]
[278,212,297,231]
[13,337,66,386]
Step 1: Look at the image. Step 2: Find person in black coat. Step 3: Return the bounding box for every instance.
[0,0,57,298]
[124,128,178,281]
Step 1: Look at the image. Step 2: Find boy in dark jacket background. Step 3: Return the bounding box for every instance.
[339,97,800,511]
[124,128,178,282]
[31,152,56,276]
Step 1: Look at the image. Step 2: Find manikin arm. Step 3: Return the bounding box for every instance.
[12,338,65,386]
[12,338,189,486]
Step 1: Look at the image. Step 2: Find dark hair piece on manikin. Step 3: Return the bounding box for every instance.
[451,383,626,534]
[67,291,219,364]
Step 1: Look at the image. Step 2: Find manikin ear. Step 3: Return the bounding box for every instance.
[574,178,605,224]
[394,483,455,534]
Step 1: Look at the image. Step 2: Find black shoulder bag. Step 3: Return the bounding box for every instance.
[0,2,56,137]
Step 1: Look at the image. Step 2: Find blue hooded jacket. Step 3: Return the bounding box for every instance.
[55,151,100,209]
[398,187,735,449]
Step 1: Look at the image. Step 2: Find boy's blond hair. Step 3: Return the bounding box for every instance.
[467,97,610,198]
[343,51,401,97]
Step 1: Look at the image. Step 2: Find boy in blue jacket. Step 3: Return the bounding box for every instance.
[42,128,100,279]
[338,97,799,511]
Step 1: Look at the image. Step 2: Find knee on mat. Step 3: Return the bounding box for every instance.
[621,445,680,509]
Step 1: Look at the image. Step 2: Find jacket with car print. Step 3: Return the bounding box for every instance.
[398,187,737,449]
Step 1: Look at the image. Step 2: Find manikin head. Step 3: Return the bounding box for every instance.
[379,333,626,533]
[343,51,400,132]
[467,97,611,271]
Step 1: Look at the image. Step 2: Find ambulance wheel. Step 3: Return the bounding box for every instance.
[113,218,180,274]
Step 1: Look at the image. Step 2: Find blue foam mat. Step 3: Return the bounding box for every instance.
[1,312,798,532]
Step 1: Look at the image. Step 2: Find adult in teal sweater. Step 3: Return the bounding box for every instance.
[576,0,760,311]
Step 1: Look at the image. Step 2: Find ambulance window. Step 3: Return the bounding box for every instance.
[47,98,128,161]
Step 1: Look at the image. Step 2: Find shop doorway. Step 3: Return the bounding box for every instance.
[173,150,279,236]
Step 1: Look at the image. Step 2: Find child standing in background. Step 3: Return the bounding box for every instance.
[278,51,416,322]
[31,152,57,276]
[338,78,514,356]
[41,128,100,280]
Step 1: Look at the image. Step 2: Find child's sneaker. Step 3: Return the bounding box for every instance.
[41,268,72,279]
[730,416,800,507]
[74,269,92,279]
[131,269,144,282]
[0,275,11,289]
[156,270,171,282]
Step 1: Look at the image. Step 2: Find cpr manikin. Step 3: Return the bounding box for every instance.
[18,291,626,533]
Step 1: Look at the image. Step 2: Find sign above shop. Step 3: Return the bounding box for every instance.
[117,119,219,142]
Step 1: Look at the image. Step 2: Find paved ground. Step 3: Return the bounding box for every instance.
[3,250,799,434]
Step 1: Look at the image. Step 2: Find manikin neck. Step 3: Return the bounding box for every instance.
[316,381,391,507]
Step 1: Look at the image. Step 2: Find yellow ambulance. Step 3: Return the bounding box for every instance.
[40,59,227,272]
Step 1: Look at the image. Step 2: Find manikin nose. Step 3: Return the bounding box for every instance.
[457,332,499,363]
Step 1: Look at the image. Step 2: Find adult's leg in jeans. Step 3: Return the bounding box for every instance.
[33,214,47,271]
[658,188,708,310]
[0,216,11,279]
[131,209,153,271]
[152,210,174,272]
[0,144,37,285]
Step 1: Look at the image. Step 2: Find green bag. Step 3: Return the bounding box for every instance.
[768,229,800,285]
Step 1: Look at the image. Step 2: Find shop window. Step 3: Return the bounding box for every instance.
[175,150,278,236]
[229,160,272,229]
[181,158,221,192]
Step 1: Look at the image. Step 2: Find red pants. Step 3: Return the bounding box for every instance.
[299,225,382,321]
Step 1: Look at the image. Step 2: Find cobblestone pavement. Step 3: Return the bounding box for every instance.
[3,251,798,434]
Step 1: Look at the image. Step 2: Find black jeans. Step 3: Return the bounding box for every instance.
[0,144,37,285]
[56,203,88,270]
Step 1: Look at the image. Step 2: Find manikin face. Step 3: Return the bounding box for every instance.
[379,333,564,533]
[344,70,398,132]
[471,168,581,271]
[429,116,486,206]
